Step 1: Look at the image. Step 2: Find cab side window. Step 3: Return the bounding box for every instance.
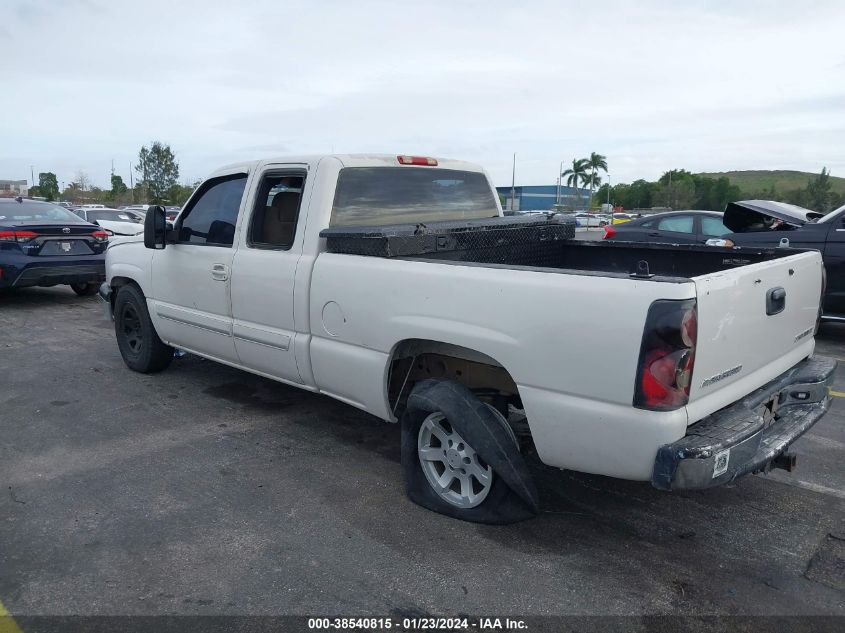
[178,174,248,246]
[248,174,305,250]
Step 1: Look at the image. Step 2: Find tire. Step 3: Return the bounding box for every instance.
[70,282,99,296]
[401,379,539,524]
[114,284,173,373]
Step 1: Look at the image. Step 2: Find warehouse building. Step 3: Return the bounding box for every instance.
[0,179,28,198]
[495,184,586,211]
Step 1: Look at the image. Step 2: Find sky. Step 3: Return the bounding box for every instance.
[2,0,845,190]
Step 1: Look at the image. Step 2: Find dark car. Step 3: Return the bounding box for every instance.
[719,201,845,320]
[602,210,731,244]
[0,198,108,296]
[604,201,845,319]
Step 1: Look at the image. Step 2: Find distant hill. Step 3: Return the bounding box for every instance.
[696,170,845,197]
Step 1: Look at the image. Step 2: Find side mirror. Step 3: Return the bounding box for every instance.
[144,205,167,249]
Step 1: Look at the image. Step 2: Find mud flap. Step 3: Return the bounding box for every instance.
[401,379,539,524]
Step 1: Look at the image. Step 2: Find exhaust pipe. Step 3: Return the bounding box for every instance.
[771,451,798,473]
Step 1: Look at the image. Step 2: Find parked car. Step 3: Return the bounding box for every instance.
[602,210,727,244]
[574,212,609,227]
[100,154,834,524]
[603,202,845,320]
[120,205,150,217]
[0,198,107,295]
[72,207,145,236]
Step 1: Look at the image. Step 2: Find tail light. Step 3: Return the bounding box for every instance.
[92,230,110,243]
[0,230,38,242]
[603,225,616,239]
[397,155,438,166]
[634,299,697,410]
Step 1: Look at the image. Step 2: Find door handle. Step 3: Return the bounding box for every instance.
[648,232,660,237]
[766,286,786,315]
[211,263,229,281]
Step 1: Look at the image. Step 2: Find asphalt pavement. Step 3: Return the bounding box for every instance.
[0,286,843,622]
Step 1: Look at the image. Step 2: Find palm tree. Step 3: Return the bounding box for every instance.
[586,152,608,208]
[561,158,590,209]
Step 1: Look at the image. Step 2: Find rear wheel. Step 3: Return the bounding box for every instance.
[114,284,172,373]
[70,282,99,296]
[401,379,539,524]
[417,406,515,509]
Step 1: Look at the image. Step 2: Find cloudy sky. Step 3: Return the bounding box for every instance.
[2,0,844,190]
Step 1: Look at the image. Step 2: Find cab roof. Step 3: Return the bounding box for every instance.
[207,154,485,179]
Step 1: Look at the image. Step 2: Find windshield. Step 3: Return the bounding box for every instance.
[330,167,498,227]
[816,204,845,223]
[0,200,84,223]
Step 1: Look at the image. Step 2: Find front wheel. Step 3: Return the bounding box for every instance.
[401,379,539,524]
[114,284,173,373]
[70,282,98,296]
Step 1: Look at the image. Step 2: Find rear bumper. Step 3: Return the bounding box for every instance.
[0,256,105,289]
[652,355,837,490]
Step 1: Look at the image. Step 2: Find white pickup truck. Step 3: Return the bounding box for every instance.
[101,154,836,524]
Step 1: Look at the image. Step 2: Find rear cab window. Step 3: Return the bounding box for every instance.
[330,167,498,227]
[248,173,305,250]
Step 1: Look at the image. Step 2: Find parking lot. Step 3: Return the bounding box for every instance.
[1,286,843,621]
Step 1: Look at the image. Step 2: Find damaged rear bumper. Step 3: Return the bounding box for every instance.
[652,355,837,490]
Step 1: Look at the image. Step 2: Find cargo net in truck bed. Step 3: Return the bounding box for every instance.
[320,214,577,261]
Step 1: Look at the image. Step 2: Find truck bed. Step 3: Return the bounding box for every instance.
[416,239,803,279]
[321,219,806,279]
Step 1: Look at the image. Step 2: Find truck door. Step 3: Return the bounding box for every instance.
[820,216,845,314]
[149,172,248,363]
[229,166,308,383]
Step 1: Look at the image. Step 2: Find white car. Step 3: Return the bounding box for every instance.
[574,212,609,227]
[100,153,834,523]
[73,207,145,236]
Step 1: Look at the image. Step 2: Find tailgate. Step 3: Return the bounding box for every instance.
[688,251,823,412]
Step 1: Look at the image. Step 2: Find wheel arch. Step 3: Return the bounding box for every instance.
[385,338,523,419]
[109,275,145,308]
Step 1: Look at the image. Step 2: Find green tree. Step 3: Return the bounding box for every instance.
[167,179,202,206]
[561,158,590,209]
[89,186,107,203]
[654,170,696,209]
[585,152,608,208]
[62,182,83,202]
[596,179,657,211]
[110,173,128,200]
[38,172,59,201]
[746,184,783,202]
[135,141,180,204]
[628,179,655,209]
[805,167,838,213]
[691,175,741,211]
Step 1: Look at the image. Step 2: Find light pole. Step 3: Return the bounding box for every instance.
[556,159,564,208]
[510,153,516,212]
